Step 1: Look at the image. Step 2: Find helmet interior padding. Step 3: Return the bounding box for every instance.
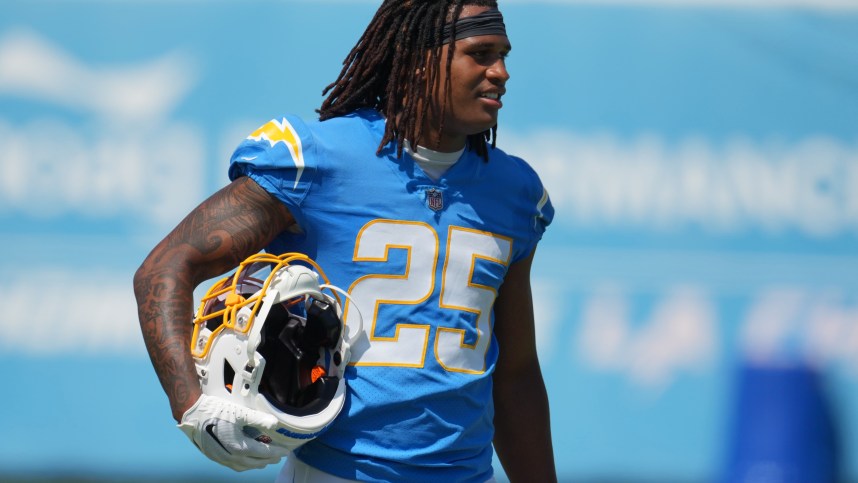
[257,301,342,417]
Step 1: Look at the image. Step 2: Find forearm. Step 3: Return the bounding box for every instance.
[493,361,557,483]
[134,251,204,422]
[133,210,251,422]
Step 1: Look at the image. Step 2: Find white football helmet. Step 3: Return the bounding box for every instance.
[190,252,360,450]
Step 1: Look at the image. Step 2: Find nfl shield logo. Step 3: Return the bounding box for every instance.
[426,188,443,211]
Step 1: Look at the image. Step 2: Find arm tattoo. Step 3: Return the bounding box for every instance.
[133,177,291,420]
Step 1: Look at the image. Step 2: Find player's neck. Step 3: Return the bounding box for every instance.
[419,124,467,153]
[406,103,467,153]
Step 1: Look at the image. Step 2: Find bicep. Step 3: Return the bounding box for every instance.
[149,175,294,283]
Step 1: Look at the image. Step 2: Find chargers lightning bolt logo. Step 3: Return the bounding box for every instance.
[248,118,305,189]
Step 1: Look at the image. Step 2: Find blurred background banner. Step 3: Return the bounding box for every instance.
[1,1,856,481]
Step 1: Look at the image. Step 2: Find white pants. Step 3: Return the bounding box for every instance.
[276,455,497,483]
[277,455,360,483]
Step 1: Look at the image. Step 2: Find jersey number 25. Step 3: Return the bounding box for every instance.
[344,219,512,374]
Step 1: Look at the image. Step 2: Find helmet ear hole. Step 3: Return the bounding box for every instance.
[223,360,236,393]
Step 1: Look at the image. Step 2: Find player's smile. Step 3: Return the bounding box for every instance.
[478,88,505,108]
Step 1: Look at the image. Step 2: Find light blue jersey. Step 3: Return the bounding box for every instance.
[229,109,553,482]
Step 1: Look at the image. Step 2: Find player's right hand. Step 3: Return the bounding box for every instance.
[177,393,290,471]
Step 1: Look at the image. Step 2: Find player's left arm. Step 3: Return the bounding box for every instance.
[492,249,558,483]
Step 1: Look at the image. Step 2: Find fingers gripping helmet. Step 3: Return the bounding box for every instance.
[190,252,357,449]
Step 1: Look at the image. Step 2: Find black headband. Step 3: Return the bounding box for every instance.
[440,8,507,44]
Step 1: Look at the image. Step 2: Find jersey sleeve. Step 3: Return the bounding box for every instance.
[227,114,317,211]
[512,154,554,260]
[535,183,554,237]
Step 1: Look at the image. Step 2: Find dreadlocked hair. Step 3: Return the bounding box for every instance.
[318,0,500,161]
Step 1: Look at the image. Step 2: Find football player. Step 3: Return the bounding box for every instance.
[133,1,557,482]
